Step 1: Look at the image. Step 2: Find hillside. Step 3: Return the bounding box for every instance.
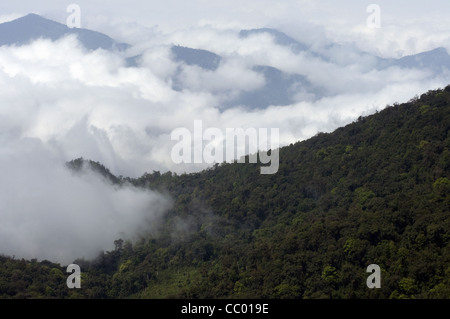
[1,87,449,299]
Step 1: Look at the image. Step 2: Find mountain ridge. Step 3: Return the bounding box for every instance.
[0,13,128,51]
[3,14,449,69]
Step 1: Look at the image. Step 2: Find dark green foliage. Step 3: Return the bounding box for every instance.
[0,256,82,299]
[1,86,449,299]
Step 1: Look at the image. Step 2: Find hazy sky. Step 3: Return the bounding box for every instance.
[1,1,450,264]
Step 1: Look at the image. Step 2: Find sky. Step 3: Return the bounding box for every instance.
[0,0,450,264]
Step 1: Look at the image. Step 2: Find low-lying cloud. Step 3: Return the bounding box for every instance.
[0,135,171,265]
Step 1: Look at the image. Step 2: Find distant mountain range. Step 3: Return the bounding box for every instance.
[389,47,450,73]
[0,13,128,51]
[1,13,449,109]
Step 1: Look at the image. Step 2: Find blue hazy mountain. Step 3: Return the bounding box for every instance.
[242,28,450,72]
[171,30,322,108]
[389,47,450,73]
[0,13,128,51]
[171,45,221,70]
[222,65,322,110]
[2,15,449,109]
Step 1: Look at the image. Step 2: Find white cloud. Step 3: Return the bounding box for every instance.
[0,135,171,264]
[0,24,447,178]
[176,58,265,93]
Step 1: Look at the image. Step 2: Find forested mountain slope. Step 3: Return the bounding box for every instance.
[1,86,449,299]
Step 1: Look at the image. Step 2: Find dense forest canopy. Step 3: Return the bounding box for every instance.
[1,86,449,299]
